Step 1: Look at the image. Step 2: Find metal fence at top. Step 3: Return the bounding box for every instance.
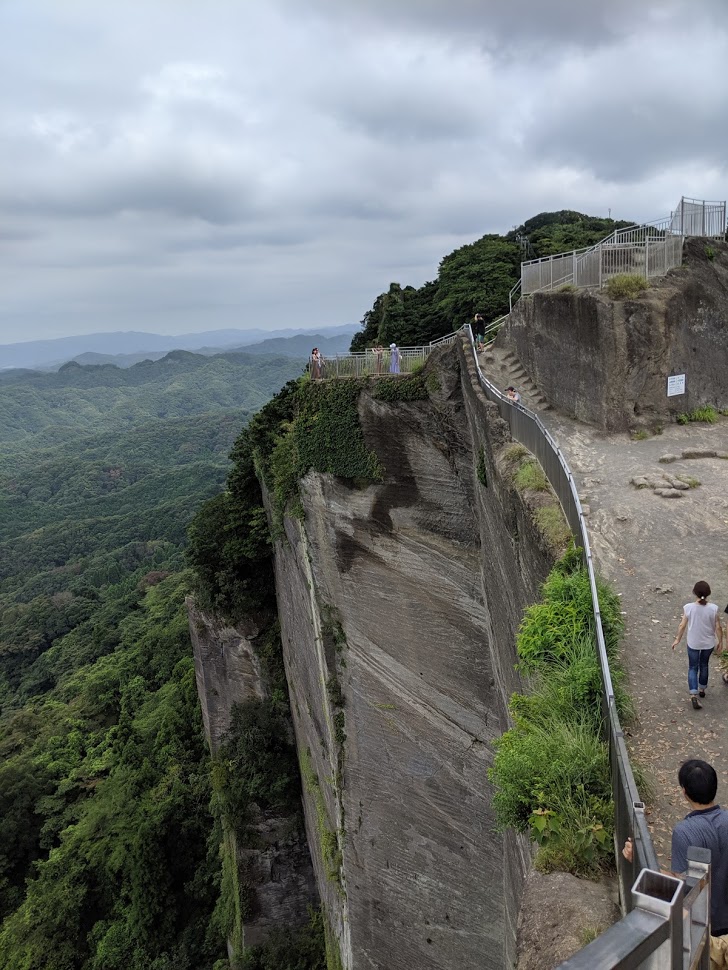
[520,196,726,296]
[307,330,467,379]
[308,346,430,379]
[671,197,726,237]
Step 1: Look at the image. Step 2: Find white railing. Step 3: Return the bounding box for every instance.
[308,328,482,378]
[671,197,726,237]
[308,346,432,379]
[520,196,726,297]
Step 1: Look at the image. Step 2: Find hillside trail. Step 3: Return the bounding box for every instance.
[540,411,728,865]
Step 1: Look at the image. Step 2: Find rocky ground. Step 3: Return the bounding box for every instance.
[541,412,728,865]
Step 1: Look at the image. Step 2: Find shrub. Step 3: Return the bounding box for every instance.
[490,718,612,833]
[705,245,716,261]
[241,907,326,969]
[371,375,427,402]
[213,699,300,839]
[476,446,487,487]
[604,274,648,300]
[517,566,624,673]
[534,506,572,551]
[631,429,650,441]
[503,443,528,464]
[490,550,630,875]
[676,475,701,489]
[530,792,614,876]
[514,459,549,493]
[510,634,632,733]
[677,405,719,425]
[557,283,578,293]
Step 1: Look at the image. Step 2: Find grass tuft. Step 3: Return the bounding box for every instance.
[604,274,648,300]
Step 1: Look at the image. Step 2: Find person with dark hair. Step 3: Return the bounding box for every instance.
[673,581,723,709]
[310,347,322,380]
[623,759,728,946]
[505,386,521,404]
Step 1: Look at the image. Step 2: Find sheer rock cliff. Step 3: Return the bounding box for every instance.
[267,341,559,969]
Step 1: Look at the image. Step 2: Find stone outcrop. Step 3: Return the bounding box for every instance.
[187,600,267,753]
[187,600,318,951]
[268,341,559,969]
[499,238,728,431]
[516,870,619,970]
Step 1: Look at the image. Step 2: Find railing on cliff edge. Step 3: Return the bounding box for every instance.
[519,196,726,297]
[311,327,709,965]
[459,325,712,969]
[306,331,465,378]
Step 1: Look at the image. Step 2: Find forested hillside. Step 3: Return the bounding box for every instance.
[0,351,301,453]
[350,209,632,350]
[0,351,305,970]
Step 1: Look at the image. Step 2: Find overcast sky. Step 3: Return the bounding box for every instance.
[1,0,727,343]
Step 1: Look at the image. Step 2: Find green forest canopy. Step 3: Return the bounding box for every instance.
[0,350,306,970]
[350,209,632,350]
[0,206,636,969]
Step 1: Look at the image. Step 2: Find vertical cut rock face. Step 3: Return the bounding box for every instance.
[187,599,266,754]
[187,600,319,946]
[501,238,728,430]
[271,343,556,970]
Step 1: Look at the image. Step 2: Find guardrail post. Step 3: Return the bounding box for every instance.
[685,847,711,970]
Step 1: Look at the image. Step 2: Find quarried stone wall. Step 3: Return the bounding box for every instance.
[270,343,557,969]
[501,238,728,431]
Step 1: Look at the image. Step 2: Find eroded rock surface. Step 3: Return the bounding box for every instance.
[271,342,557,969]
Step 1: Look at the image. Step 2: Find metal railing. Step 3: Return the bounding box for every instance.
[559,848,711,969]
[458,325,715,967]
[308,346,431,379]
[671,197,726,237]
[520,196,726,297]
[458,324,657,852]
[307,330,467,378]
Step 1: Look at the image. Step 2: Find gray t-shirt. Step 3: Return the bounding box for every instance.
[684,601,718,650]
[672,805,728,933]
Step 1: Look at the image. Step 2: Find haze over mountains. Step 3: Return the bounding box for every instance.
[0,324,357,371]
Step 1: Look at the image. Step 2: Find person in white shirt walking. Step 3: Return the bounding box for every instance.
[673,581,724,709]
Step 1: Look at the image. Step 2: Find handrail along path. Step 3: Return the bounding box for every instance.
[458,324,659,891]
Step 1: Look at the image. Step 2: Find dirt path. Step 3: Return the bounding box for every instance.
[539,413,728,864]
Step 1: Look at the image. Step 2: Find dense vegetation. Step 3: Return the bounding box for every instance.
[350,210,632,350]
[489,548,629,875]
[0,205,640,968]
[0,350,301,454]
[0,351,305,970]
[187,364,438,619]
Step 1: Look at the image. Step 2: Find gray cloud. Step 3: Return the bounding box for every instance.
[0,0,726,342]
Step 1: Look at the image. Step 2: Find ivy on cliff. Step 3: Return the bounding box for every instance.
[188,376,398,614]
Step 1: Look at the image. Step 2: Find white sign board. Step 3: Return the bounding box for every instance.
[667,374,686,397]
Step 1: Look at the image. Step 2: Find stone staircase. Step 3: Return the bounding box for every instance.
[478,345,551,411]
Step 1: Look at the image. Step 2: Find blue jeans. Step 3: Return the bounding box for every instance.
[687,646,714,694]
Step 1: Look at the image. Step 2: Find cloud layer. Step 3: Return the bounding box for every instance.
[1,0,726,341]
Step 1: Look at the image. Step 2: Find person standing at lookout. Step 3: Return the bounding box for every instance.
[389,343,401,374]
[673,581,723,709]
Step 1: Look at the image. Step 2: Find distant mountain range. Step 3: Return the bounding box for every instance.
[0,325,357,371]
[66,332,356,370]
